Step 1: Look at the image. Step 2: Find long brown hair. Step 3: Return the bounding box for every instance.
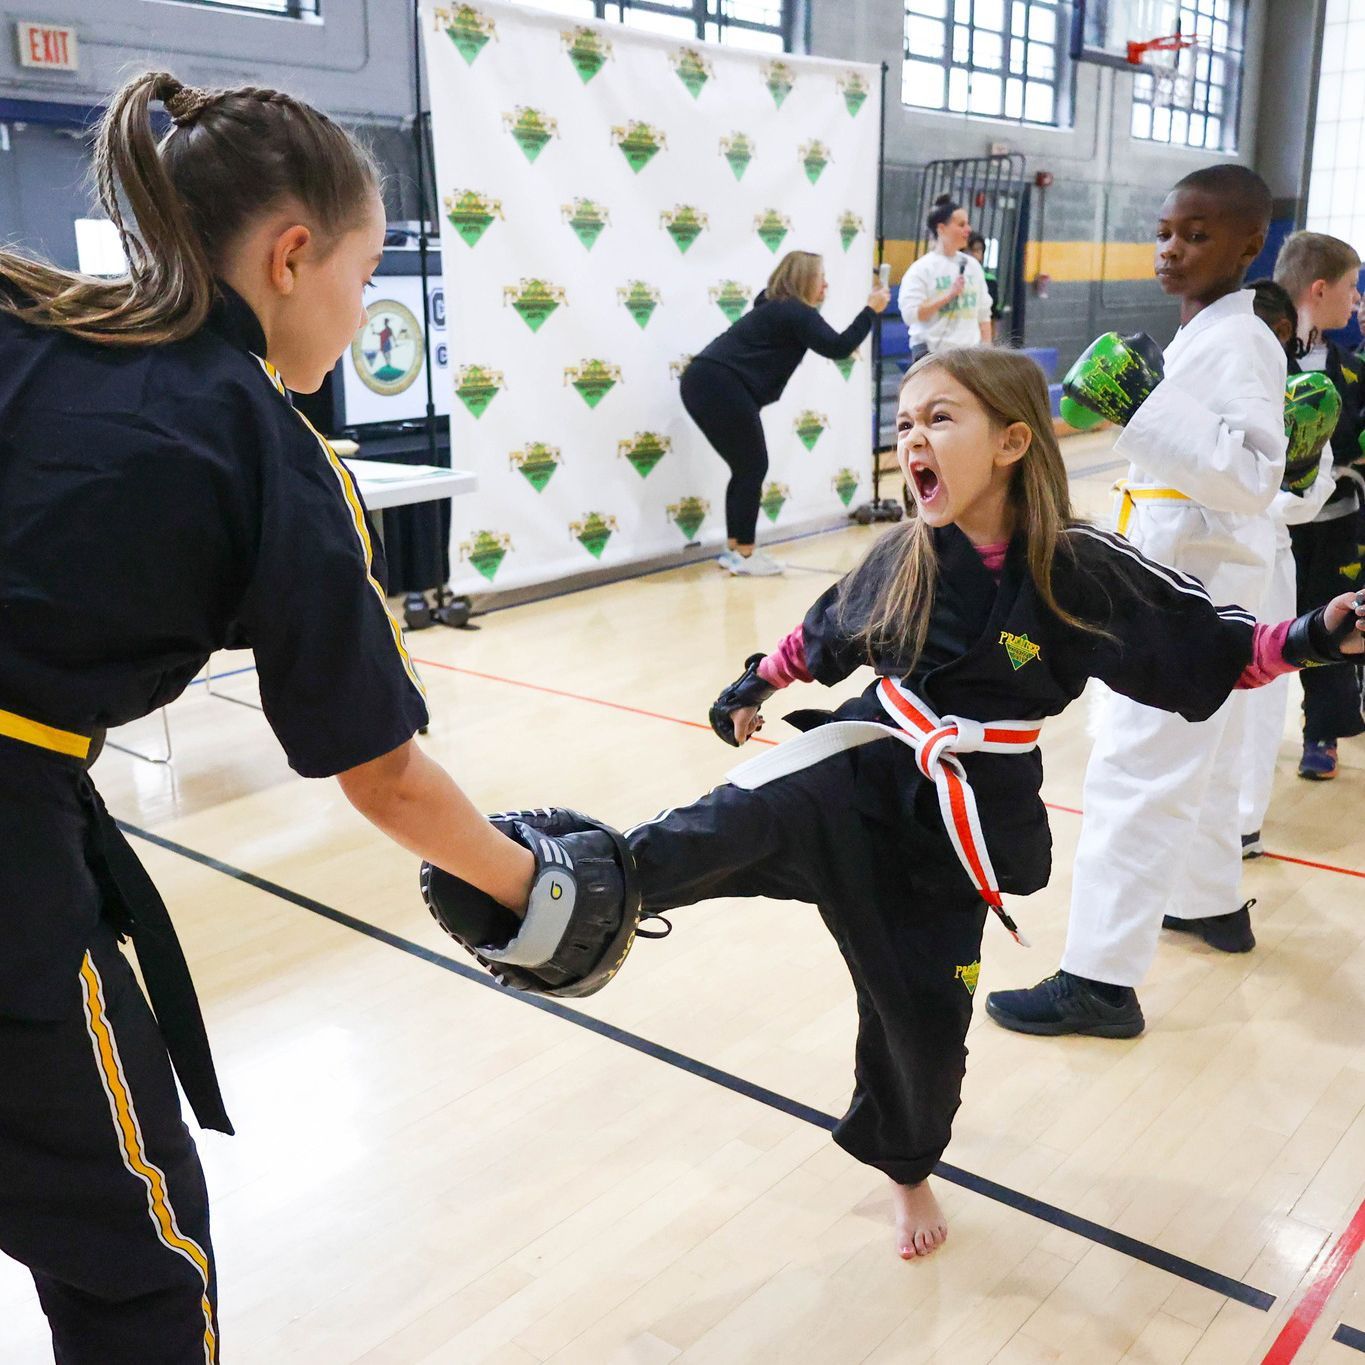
[0,71,378,347]
[766,250,824,306]
[840,346,1098,664]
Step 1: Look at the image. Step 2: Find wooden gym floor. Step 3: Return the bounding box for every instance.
[3,431,1364,1364]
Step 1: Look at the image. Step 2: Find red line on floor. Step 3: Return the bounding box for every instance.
[1261,851,1365,880]
[410,658,778,746]
[1261,1198,1365,1364]
[415,659,1365,880]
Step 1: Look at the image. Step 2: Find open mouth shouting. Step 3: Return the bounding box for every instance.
[908,459,943,508]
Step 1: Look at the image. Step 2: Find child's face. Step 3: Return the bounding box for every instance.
[269,193,387,393]
[1154,187,1265,306]
[1313,267,1361,333]
[897,368,1030,540]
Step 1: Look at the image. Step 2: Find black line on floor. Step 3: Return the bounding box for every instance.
[121,819,1276,1313]
[1337,1323,1365,1352]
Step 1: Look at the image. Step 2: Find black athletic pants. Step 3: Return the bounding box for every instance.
[680,358,769,546]
[1292,511,1365,742]
[0,924,218,1363]
[627,754,987,1186]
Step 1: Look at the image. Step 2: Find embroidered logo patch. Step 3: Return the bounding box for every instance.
[999,631,1042,671]
[954,961,980,995]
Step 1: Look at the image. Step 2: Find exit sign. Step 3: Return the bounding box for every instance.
[16,22,79,71]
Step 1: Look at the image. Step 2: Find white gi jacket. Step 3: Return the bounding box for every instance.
[1113,288,1288,612]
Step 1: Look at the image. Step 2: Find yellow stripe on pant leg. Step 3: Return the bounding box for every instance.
[79,954,217,1364]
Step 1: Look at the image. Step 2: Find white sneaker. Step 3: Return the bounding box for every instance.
[717,549,743,572]
[730,549,784,576]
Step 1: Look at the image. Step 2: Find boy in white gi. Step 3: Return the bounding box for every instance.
[987,164,1288,1038]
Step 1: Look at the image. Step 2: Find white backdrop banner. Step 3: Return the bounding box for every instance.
[421,1,880,594]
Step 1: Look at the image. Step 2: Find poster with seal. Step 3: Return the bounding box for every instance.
[340,274,452,426]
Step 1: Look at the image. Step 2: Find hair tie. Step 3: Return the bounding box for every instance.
[161,81,212,128]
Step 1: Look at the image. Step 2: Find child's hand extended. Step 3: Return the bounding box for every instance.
[1323,589,1365,654]
[728,705,766,744]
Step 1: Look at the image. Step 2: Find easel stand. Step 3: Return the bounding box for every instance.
[852,61,904,526]
[407,0,474,631]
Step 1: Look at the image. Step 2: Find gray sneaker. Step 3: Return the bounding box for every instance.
[729,549,783,577]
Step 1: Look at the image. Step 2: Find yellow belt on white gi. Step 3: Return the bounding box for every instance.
[1113,479,1191,537]
[726,676,1042,944]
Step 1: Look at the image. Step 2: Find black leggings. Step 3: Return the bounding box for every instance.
[1292,511,1365,742]
[680,359,768,545]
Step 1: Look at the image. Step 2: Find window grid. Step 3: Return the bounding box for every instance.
[903,0,1069,127]
[527,0,791,50]
[1128,0,1243,151]
[187,0,320,15]
[1307,0,1365,248]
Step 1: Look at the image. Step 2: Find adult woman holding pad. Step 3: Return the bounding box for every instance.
[681,250,890,576]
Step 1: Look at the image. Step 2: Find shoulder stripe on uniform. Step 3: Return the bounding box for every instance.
[1068,525,1257,625]
[252,356,426,700]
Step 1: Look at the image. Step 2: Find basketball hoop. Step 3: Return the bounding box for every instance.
[1127,26,1201,111]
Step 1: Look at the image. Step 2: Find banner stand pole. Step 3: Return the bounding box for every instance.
[408,0,473,629]
[852,60,904,526]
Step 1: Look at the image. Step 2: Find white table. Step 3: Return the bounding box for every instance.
[346,458,478,514]
[110,455,477,764]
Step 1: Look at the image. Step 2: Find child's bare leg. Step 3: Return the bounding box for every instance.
[889,1177,947,1259]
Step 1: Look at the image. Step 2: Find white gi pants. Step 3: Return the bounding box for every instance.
[1063,499,1273,987]
[1238,536,1297,837]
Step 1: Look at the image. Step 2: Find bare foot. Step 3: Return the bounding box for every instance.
[889,1177,948,1260]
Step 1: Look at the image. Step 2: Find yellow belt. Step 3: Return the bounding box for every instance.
[1113,479,1191,537]
[0,706,91,760]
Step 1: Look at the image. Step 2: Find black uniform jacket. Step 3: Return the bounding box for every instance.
[786,523,1257,896]
[0,286,429,1036]
[1322,342,1365,511]
[695,291,874,405]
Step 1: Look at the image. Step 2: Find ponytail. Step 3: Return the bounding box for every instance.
[0,71,378,347]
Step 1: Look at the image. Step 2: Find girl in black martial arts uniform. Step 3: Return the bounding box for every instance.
[680,250,891,576]
[435,346,1364,1263]
[0,72,532,1362]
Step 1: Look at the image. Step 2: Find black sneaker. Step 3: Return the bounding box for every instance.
[1162,898,1256,953]
[985,971,1145,1038]
[1241,831,1264,860]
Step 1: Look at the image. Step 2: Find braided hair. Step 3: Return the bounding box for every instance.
[0,71,378,345]
[1247,277,1306,361]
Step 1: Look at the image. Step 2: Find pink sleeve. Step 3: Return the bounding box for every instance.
[758,625,813,688]
[1234,620,1296,690]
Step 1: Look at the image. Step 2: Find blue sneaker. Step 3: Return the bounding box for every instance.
[985,971,1144,1038]
[1298,740,1338,780]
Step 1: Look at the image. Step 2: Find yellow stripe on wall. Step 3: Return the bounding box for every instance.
[882,239,1156,285]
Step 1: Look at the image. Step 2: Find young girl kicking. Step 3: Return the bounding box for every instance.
[424,347,1365,1261]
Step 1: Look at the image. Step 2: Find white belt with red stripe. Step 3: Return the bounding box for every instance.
[726,676,1043,945]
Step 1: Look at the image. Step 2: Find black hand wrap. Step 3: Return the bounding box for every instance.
[1284,591,1365,668]
[420,808,651,998]
[709,652,775,746]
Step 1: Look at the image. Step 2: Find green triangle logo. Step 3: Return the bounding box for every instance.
[834,356,855,380]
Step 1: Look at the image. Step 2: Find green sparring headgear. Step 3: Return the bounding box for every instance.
[1061,331,1164,427]
[1282,371,1341,494]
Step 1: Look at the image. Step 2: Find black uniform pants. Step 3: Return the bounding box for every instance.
[0,925,218,1363]
[680,359,769,546]
[627,755,987,1186]
[1291,512,1365,742]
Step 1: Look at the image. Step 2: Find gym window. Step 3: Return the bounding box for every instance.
[902,0,1070,127]
[1308,0,1365,243]
[529,0,792,51]
[187,0,320,14]
[1129,0,1244,151]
